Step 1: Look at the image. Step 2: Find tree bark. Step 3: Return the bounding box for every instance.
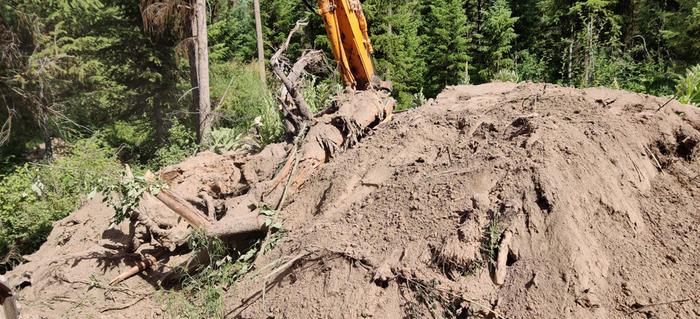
[195,0,212,145]
[153,105,165,146]
[271,20,314,121]
[40,112,52,160]
[254,0,266,85]
[567,25,574,86]
[188,35,200,135]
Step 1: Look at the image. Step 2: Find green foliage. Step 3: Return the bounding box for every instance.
[0,136,120,268]
[102,120,154,163]
[475,0,519,81]
[365,0,426,105]
[420,0,471,97]
[301,76,343,113]
[211,61,283,145]
[101,173,166,224]
[493,69,519,82]
[209,0,257,62]
[163,231,259,319]
[676,65,700,106]
[483,213,500,263]
[151,119,198,170]
[208,127,255,154]
[515,50,547,82]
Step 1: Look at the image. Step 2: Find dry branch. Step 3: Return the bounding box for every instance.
[109,253,158,285]
[155,189,212,229]
[271,19,313,121]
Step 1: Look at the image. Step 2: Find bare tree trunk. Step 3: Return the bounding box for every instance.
[188,31,200,135]
[195,0,212,145]
[568,27,573,86]
[154,105,165,145]
[387,4,393,35]
[40,112,52,160]
[254,0,266,85]
[583,18,593,87]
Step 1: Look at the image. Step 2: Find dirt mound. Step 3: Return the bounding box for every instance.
[6,83,700,318]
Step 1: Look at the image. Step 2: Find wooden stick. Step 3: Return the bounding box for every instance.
[109,253,158,286]
[494,230,513,285]
[271,19,313,120]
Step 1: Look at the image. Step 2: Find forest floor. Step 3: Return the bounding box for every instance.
[5,82,700,319]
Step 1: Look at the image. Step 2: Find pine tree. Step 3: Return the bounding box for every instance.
[420,0,471,98]
[365,0,426,108]
[475,0,518,81]
[661,0,700,68]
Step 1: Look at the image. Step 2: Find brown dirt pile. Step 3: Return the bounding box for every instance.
[6,83,700,318]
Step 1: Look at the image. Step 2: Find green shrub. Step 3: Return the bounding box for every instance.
[676,65,700,106]
[302,76,343,113]
[151,119,198,170]
[102,120,154,163]
[208,127,258,154]
[163,232,258,319]
[0,136,120,268]
[492,69,519,82]
[211,61,283,146]
[515,50,546,83]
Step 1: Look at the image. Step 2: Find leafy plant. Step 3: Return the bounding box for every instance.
[0,136,120,269]
[211,61,283,146]
[151,118,198,170]
[411,89,427,109]
[163,231,260,319]
[302,76,343,113]
[492,69,519,83]
[676,65,700,106]
[100,173,166,224]
[482,212,500,263]
[208,127,254,154]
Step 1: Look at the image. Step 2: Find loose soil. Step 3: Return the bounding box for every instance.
[5,83,700,319]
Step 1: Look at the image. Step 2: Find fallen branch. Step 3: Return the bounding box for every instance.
[206,213,268,238]
[271,19,313,122]
[109,253,159,285]
[99,295,148,313]
[627,297,697,313]
[155,189,213,229]
[494,230,513,285]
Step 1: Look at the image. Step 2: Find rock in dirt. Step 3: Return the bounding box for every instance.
[5,83,700,319]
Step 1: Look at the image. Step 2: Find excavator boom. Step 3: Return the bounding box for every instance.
[316,0,377,90]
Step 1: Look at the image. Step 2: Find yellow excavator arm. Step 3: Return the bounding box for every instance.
[316,0,379,90]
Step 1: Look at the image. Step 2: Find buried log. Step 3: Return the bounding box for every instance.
[206,213,268,238]
[1,275,19,319]
[155,189,212,229]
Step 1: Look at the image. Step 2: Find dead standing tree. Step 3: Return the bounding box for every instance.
[140,0,212,145]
